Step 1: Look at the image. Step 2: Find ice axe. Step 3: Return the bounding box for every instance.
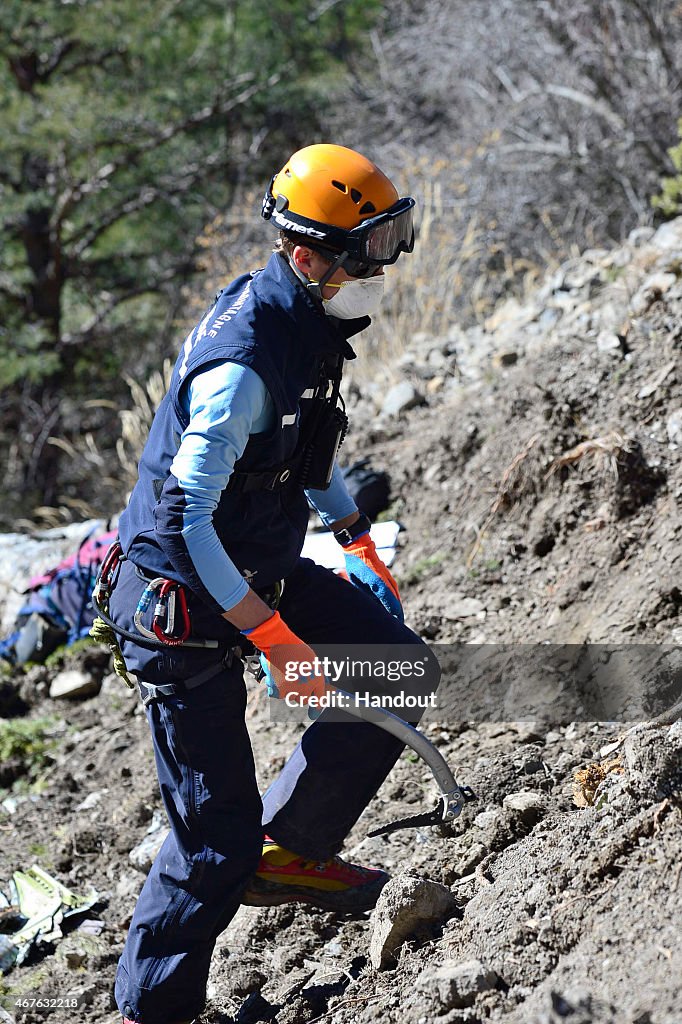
[329,687,476,836]
[247,640,476,835]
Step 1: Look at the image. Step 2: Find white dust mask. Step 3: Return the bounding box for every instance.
[322,275,385,320]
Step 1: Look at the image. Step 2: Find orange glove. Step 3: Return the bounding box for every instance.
[341,532,403,622]
[242,611,329,705]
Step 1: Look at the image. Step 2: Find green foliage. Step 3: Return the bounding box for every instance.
[653,118,682,217]
[398,554,444,586]
[0,0,380,516]
[43,636,96,669]
[0,717,57,789]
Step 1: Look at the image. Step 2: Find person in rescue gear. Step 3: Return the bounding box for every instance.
[108,143,438,1024]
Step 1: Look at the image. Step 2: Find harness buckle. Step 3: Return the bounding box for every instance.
[264,466,292,490]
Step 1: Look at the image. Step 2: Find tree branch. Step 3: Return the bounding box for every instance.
[57,45,125,79]
[53,69,286,228]
[627,0,678,84]
[60,263,194,347]
[545,84,625,131]
[498,140,570,158]
[41,39,78,81]
[65,150,228,256]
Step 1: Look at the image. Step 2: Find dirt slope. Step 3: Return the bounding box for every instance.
[1,219,681,1024]
[348,219,682,648]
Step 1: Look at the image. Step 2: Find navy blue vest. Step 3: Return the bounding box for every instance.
[118,253,363,613]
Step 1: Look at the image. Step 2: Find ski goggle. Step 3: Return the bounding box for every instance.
[344,197,416,265]
[310,199,416,277]
[263,185,416,267]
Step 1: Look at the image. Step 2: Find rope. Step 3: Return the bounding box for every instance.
[89,615,135,690]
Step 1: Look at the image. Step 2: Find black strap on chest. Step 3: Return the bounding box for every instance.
[226,352,347,495]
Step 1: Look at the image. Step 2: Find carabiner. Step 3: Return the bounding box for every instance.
[93,539,123,601]
[134,577,166,640]
[152,579,191,646]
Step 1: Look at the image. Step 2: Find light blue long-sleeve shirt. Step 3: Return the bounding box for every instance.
[169,360,357,611]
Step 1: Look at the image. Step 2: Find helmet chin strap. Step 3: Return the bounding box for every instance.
[289,250,349,301]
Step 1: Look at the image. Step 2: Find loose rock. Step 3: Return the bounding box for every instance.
[630,272,677,316]
[129,811,169,873]
[596,331,622,354]
[381,381,425,417]
[417,958,498,1010]
[369,873,457,970]
[442,596,486,621]
[502,790,547,826]
[49,669,101,700]
[666,409,682,445]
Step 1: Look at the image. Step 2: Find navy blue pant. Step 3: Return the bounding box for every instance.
[111,557,437,1023]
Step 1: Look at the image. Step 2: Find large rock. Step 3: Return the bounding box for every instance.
[621,721,682,800]
[417,958,498,1009]
[651,218,682,250]
[49,669,101,700]
[380,381,425,418]
[630,272,677,316]
[369,872,457,970]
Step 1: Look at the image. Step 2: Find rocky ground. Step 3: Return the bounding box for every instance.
[0,218,681,1023]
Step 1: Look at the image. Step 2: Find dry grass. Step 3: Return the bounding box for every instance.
[546,430,635,481]
[116,360,173,489]
[573,755,624,808]
[467,433,541,566]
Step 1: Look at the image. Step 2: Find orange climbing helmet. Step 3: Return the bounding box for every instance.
[262,144,415,269]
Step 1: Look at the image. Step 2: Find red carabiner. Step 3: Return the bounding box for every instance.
[93,540,123,601]
[152,579,191,646]
[100,540,122,583]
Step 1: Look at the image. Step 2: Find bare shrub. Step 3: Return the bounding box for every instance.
[344,0,682,324]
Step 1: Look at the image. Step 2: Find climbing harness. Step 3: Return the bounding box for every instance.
[90,539,230,694]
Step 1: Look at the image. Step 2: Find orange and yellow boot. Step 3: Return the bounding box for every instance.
[242,838,388,912]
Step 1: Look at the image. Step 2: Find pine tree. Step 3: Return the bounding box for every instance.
[0,0,379,516]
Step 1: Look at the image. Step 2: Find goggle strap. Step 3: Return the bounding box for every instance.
[303,251,349,301]
[317,250,349,291]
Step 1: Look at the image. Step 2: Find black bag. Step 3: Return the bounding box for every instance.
[341,459,391,520]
